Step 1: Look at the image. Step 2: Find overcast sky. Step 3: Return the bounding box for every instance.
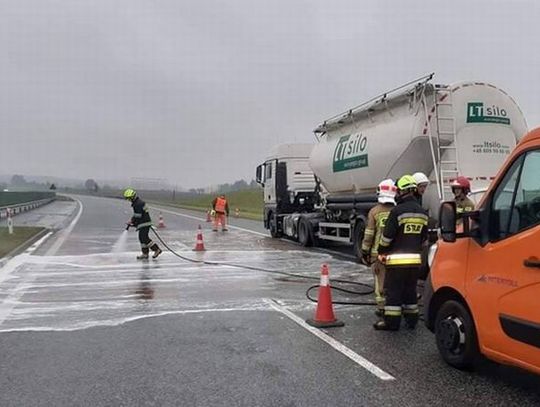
[1,0,539,188]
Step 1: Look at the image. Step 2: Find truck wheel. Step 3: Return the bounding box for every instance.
[352,220,365,263]
[268,213,282,238]
[298,218,312,247]
[435,300,479,370]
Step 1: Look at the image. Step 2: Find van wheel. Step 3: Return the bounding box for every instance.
[298,218,312,247]
[435,300,479,370]
[268,213,282,238]
[352,220,365,263]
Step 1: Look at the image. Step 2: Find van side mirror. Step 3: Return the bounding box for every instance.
[439,201,457,243]
[256,165,264,185]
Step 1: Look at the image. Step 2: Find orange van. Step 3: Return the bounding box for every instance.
[424,127,540,374]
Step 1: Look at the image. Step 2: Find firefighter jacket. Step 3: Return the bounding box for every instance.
[378,195,428,267]
[361,203,393,261]
[131,197,152,230]
[456,196,475,215]
[212,197,229,215]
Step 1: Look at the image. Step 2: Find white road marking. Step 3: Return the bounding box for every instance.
[149,206,269,237]
[45,198,84,256]
[265,298,395,381]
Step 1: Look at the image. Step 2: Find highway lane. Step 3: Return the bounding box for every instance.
[0,195,538,406]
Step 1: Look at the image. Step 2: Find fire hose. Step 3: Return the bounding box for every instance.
[148,227,378,306]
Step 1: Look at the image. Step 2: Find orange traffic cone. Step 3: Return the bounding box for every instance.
[206,210,212,222]
[193,225,206,252]
[158,212,166,228]
[306,264,344,328]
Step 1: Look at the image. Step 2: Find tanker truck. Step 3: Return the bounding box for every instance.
[255,73,528,260]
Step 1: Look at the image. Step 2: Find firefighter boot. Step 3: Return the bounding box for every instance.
[403,307,419,330]
[137,248,149,260]
[373,313,401,331]
[151,244,162,259]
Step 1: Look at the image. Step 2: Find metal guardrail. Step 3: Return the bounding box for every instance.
[0,198,55,219]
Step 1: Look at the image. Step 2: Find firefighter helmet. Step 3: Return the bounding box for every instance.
[451,176,471,194]
[412,172,430,186]
[396,175,417,192]
[123,188,137,200]
[376,179,396,204]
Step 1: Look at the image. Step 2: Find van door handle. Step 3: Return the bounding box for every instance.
[524,257,540,268]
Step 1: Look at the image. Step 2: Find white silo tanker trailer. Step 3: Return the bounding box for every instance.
[255,73,527,261]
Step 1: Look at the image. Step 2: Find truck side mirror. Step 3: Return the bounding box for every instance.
[256,165,264,185]
[439,201,457,243]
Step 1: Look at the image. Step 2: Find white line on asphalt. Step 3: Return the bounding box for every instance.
[265,298,395,381]
[149,206,269,237]
[45,198,84,256]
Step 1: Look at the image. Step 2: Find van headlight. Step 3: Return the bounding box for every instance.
[428,243,438,268]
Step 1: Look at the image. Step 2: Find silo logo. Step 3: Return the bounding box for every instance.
[467,102,510,125]
[333,133,368,172]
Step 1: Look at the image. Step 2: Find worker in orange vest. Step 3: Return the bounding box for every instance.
[212,194,229,232]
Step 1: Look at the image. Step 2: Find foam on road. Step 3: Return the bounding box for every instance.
[0,242,370,332]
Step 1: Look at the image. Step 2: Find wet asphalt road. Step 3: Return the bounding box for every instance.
[0,195,539,406]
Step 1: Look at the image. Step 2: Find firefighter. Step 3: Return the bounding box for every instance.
[451,176,475,216]
[412,172,430,203]
[212,194,229,232]
[413,171,434,277]
[124,188,162,260]
[374,175,428,331]
[361,179,396,316]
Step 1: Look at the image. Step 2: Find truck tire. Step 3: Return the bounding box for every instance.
[268,213,282,238]
[435,300,480,370]
[298,217,313,247]
[352,220,365,262]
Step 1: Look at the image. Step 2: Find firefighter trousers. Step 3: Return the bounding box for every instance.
[383,266,420,330]
[371,260,386,312]
[138,226,159,254]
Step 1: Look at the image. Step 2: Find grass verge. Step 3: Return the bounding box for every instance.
[0,226,45,258]
[149,188,264,221]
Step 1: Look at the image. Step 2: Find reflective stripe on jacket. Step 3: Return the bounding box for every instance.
[385,253,422,266]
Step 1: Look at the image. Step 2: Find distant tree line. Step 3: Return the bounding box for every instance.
[8,174,57,191]
[7,174,98,192]
[187,179,259,194]
[5,174,259,196]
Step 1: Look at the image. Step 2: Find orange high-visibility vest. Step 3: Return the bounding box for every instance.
[215,197,227,213]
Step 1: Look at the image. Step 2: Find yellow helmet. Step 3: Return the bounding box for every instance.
[123,188,136,200]
[396,175,417,192]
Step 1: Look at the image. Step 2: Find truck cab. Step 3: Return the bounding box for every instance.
[425,127,540,375]
[255,144,318,238]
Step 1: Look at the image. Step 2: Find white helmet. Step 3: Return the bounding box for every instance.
[377,179,396,204]
[412,172,430,186]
